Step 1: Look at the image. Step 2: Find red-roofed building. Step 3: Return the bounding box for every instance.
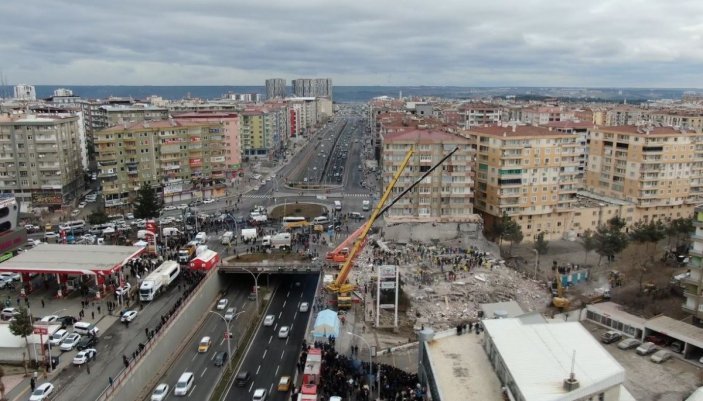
[381,129,474,222]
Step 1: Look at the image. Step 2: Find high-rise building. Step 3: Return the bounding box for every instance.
[13,84,36,101]
[585,125,700,222]
[265,78,286,99]
[0,114,85,209]
[240,105,288,159]
[94,119,229,210]
[468,125,580,239]
[291,78,332,99]
[682,206,703,323]
[381,129,473,222]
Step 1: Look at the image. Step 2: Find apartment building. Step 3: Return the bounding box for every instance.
[469,125,580,239]
[291,78,333,99]
[585,125,699,222]
[381,129,473,222]
[458,102,502,128]
[240,105,288,159]
[172,112,242,172]
[520,106,574,125]
[265,78,286,99]
[0,113,84,209]
[94,119,228,210]
[102,105,169,128]
[682,206,703,323]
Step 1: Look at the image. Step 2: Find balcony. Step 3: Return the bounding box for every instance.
[35,135,58,142]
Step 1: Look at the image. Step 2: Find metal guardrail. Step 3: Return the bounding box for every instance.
[218,263,321,274]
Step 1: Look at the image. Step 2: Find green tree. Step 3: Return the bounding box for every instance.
[594,217,629,266]
[502,216,523,255]
[9,306,33,377]
[87,211,109,225]
[492,214,507,244]
[580,229,597,265]
[629,219,666,259]
[133,182,160,219]
[666,217,693,249]
[534,232,549,255]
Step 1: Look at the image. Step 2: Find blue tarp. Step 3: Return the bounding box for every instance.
[312,309,340,338]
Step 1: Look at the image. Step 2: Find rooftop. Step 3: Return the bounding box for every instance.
[469,124,571,138]
[0,244,144,275]
[383,129,469,144]
[482,319,625,401]
[425,330,504,401]
[585,302,647,330]
[595,125,695,136]
[646,315,703,350]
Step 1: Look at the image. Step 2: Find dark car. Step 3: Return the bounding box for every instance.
[76,335,98,350]
[235,371,250,387]
[60,316,77,326]
[645,335,669,346]
[213,351,228,367]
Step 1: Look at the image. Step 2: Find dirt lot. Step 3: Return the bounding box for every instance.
[583,321,701,401]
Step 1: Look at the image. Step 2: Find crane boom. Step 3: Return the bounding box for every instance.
[326,146,460,295]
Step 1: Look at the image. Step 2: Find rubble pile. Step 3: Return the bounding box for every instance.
[348,239,552,331]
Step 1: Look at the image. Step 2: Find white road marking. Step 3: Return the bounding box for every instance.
[294,312,297,320]
[220,337,226,346]
[269,336,273,344]
[281,350,285,359]
[286,336,289,346]
[287,291,290,297]
[275,365,280,376]
[282,300,286,308]
[262,349,267,359]
[191,353,197,361]
[189,385,197,396]
[201,368,207,377]
[249,382,254,392]
[278,311,282,318]
[269,383,274,394]
[256,364,261,374]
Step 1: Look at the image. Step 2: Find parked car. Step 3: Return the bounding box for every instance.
[636,342,658,356]
[76,334,98,350]
[59,333,81,351]
[151,383,170,401]
[601,331,622,344]
[203,198,215,204]
[115,283,131,296]
[72,348,97,365]
[29,382,54,401]
[671,341,684,353]
[1,307,18,320]
[650,350,673,363]
[44,232,59,240]
[49,329,69,346]
[617,338,641,350]
[213,351,228,367]
[644,335,669,346]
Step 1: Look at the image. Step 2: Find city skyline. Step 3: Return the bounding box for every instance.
[1,1,702,87]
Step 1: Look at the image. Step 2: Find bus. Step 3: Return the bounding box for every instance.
[282,216,308,229]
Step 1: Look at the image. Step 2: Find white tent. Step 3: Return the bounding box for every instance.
[312,309,340,338]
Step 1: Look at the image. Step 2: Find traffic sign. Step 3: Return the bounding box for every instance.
[33,326,48,335]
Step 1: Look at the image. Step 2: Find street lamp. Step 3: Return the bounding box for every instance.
[240,267,265,310]
[208,309,245,367]
[347,331,377,401]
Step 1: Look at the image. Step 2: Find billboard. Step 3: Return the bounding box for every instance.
[379,265,396,279]
[32,192,62,206]
[163,181,183,195]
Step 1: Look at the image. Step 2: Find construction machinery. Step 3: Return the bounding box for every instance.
[552,273,570,309]
[325,146,459,309]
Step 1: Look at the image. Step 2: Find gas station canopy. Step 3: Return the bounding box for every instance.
[0,244,145,276]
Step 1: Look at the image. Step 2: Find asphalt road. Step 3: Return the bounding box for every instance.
[224,274,319,401]
[143,278,253,400]
[51,278,188,401]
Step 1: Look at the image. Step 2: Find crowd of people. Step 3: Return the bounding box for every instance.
[299,338,423,401]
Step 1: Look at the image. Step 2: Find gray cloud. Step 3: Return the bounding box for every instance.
[1,0,702,86]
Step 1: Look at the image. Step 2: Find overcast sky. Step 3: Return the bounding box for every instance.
[1,0,702,87]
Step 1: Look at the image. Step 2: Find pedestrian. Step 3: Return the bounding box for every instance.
[109,377,113,387]
[30,377,36,392]
[91,311,95,320]
[97,305,101,314]
[41,298,45,308]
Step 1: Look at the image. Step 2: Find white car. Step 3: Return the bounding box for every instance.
[278,326,290,339]
[125,213,135,220]
[78,202,87,209]
[299,302,309,313]
[29,382,54,401]
[216,298,228,310]
[49,329,68,346]
[224,307,236,321]
[0,272,20,281]
[177,203,188,210]
[151,383,170,401]
[263,315,275,326]
[115,283,131,296]
[252,388,267,401]
[71,209,81,217]
[44,232,58,239]
[120,310,138,323]
[203,198,215,204]
[39,315,60,324]
[72,348,97,365]
[163,205,177,211]
[59,333,81,351]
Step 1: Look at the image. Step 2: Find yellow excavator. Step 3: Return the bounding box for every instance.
[552,273,570,309]
[326,146,459,309]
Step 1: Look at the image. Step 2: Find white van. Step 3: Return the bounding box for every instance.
[312,216,329,225]
[174,372,194,396]
[334,201,342,211]
[362,200,371,211]
[194,232,208,244]
[58,220,86,232]
[162,227,180,237]
[73,321,99,336]
[221,231,234,245]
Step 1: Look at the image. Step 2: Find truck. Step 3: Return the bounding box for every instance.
[241,228,258,243]
[177,242,197,263]
[250,213,268,223]
[262,233,292,250]
[139,261,180,301]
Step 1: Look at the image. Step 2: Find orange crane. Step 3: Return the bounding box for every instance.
[326,146,459,309]
[325,225,366,263]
